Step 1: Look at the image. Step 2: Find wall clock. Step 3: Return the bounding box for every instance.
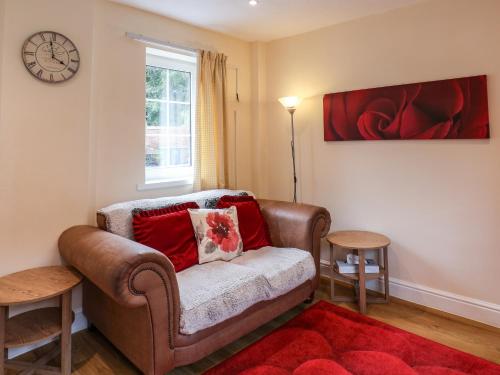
[22,31,80,83]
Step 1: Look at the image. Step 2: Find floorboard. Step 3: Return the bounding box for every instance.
[7,281,500,374]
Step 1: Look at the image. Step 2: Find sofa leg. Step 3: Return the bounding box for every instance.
[304,292,315,304]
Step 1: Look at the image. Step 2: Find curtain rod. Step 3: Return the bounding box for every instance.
[126,32,198,54]
[127,32,240,102]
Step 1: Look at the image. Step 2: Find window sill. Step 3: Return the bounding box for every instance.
[136,178,193,191]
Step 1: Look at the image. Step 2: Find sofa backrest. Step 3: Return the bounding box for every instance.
[97,189,253,240]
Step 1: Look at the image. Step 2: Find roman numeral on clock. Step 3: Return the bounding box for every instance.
[27,61,36,69]
[36,70,43,78]
[68,67,77,74]
[39,33,46,41]
[24,51,35,56]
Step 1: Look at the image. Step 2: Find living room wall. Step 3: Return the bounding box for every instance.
[1,0,499,337]
[92,0,254,208]
[258,0,500,325]
[0,0,95,279]
[0,0,253,322]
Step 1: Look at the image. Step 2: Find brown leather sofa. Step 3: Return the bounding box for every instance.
[59,199,331,374]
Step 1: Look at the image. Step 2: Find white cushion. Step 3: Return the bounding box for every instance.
[176,247,316,335]
[231,246,316,298]
[176,261,270,335]
[188,207,243,264]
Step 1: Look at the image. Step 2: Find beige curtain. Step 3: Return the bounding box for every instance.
[193,50,229,191]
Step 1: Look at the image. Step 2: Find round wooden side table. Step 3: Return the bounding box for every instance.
[326,230,391,314]
[0,266,82,375]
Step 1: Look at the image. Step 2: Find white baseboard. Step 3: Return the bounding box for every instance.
[8,308,88,359]
[7,264,500,360]
[320,260,500,328]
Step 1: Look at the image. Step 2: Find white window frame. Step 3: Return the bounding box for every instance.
[138,47,197,191]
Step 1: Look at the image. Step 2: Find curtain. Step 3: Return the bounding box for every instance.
[193,50,229,191]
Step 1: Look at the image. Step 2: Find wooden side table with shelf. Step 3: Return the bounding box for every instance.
[0,266,82,375]
[327,230,391,314]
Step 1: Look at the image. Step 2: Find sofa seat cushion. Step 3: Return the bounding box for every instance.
[231,246,316,298]
[177,261,270,335]
[176,247,316,335]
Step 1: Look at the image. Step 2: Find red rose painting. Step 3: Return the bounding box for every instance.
[206,212,239,252]
[323,75,489,141]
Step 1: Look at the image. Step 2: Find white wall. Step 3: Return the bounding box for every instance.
[0,0,253,305]
[258,0,500,323]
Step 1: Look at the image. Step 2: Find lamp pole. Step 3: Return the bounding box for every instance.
[288,108,297,203]
[278,96,301,204]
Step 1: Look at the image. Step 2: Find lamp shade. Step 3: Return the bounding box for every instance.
[278,96,302,110]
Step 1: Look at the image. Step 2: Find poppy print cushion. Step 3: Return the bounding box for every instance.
[188,206,243,264]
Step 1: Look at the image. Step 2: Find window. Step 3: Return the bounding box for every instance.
[144,47,196,186]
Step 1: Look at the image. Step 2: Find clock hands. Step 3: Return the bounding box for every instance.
[53,56,66,66]
[50,41,55,58]
[49,41,66,66]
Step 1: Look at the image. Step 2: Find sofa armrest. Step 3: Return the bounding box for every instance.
[58,225,180,345]
[258,199,332,287]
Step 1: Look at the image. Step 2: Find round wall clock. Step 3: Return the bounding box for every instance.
[22,31,80,83]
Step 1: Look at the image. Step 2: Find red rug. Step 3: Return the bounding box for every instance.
[205,301,500,375]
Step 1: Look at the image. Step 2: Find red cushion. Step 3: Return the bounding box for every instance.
[216,195,272,251]
[132,202,199,272]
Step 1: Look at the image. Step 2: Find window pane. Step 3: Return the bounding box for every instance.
[145,48,195,184]
[169,70,190,102]
[146,101,168,127]
[170,148,191,165]
[146,66,167,99]
[145,127,162,167]
[169,103,190,127]
[145,128,191,167]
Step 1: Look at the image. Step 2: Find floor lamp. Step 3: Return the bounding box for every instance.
[278,96,302,203]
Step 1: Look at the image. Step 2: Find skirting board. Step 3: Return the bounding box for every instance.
[320,260,500,328]
[7,308,88,359]
[7,265,500,359]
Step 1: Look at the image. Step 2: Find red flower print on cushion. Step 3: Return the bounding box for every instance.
[206,212,240,252]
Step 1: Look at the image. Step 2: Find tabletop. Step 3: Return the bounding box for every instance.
[0,266,83,306]
[327,230,391,250]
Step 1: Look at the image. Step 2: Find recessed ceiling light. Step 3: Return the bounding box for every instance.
[249,0,258,6]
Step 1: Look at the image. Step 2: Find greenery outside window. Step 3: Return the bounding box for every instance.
[144,47,196,186]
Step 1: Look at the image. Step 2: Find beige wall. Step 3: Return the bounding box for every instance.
[92,0,253,208]
[0,0,95,276]
[259,0,500,309]
[1,0,499,328]
[0,0,253,307]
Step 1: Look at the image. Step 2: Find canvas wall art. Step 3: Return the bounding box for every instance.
[323,75,489,141]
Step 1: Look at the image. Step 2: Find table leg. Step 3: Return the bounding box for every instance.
[61,292,72,375]
[383,246,390,302]
[330,243,335,300]
[358,252,367,314]
[0,306,6,375]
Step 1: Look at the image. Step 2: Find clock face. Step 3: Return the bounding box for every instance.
[22,31,80,83]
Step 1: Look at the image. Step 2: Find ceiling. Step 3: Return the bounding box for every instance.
[110,0,423,42]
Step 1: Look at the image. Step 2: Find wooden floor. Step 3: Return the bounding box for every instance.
[8,281,500,374]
